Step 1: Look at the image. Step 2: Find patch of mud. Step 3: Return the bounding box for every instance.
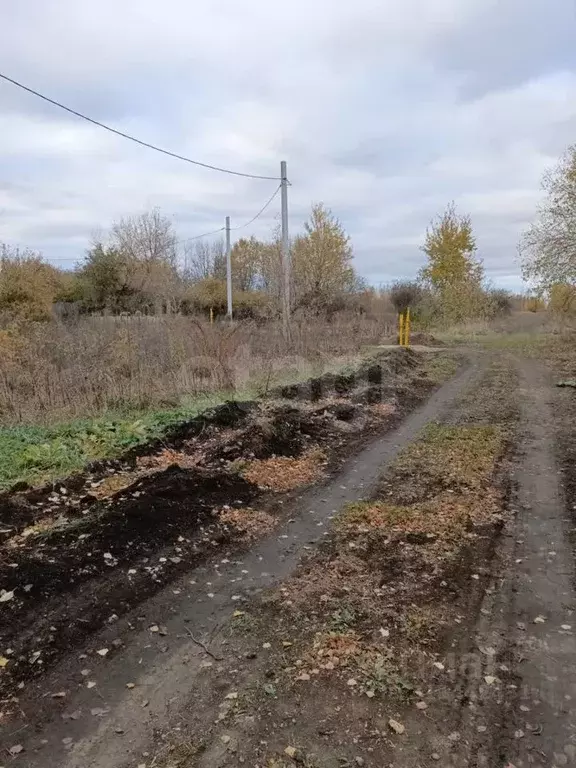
[0,349,456,701]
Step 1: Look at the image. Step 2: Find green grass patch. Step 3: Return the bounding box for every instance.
[0,346,399,491]
[0,395,224,490]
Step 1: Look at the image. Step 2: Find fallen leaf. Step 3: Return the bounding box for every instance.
[87,681,96,688]
[416,701,428,710]
[284,746,297,758]
[90,707,109,717]
[433,662,445,671]
[126,682,135,689]
[221,735,231,744]
[484,676,497,686]
[388,718,405,735]
[51,691,67,699]
[96,648,109,657]
[347,678,358,686]
[225,691,238,700]
[9,744,24,755]
[379,628,390,638]
[534,616,546,624]
[296,673,310,681]
[0,590,15,603]
[0,656,9,668]
[149,625,159,633]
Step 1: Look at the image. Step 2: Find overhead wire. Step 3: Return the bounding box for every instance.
[230,183,282,231]
[0,72,281,181]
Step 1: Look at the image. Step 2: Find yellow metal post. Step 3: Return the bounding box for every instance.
[405,307,411,347]
[398,313,405,346]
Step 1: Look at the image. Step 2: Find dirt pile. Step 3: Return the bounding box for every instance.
[0,348,455,700]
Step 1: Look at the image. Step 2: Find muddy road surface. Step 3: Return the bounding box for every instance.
[3,337,576,768]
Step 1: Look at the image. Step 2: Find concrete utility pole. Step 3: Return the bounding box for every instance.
[225,215,232,319]
[280,160,290,341]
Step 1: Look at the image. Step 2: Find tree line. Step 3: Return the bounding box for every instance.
[0,203,362,322]
[7,145,575,330]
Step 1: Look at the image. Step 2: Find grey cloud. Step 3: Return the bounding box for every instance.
[0,0,575,291]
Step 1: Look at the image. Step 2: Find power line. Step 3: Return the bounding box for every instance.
[230,184,282,231]
[0,72,281,181]
[179,184,282,244]
[179,227,225,244]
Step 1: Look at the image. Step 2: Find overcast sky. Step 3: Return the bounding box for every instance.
[1,0,575,289]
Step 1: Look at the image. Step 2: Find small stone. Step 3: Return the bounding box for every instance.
[534,616,546,624]
[416,701,428,710]
[431,754,440,761]
[284,746,297,758]
[347,678,358,686]
[355,758,365,766]
[221,735,231,744]
[9,744,24,755]
[388,718,405,735]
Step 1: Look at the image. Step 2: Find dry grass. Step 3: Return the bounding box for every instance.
[337,489,501,541]
[0,313,389,425]
[240,447,327,491]
[218,507,277,540]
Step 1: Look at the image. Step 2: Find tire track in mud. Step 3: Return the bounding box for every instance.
[453,358,576,768]
[2,354,486,768]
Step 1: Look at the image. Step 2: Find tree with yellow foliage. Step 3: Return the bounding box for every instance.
[292,203,356,310]
[420,203,486,321]
[420,203,483,289]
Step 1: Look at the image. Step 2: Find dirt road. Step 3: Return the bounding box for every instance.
[3,342,576,768]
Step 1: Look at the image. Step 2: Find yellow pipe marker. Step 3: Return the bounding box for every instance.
[405,307,411,347]
[399,313,405,346]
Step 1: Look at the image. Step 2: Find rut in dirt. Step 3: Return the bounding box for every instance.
[1,354,484,768]
[452,358,576,768]
[505,360,576,767]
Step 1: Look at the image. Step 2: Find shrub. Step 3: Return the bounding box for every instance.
[389,281,422,314]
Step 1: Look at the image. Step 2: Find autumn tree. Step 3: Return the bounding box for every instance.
[78,243,131,312]
[420,203,487,321]
[292,203,356,311]
[420,203,482,289]
[184,239,226,282]
[230,236,262,291]
[0,245,63,321]
[520,145,576,292]
[79,209,183,313]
